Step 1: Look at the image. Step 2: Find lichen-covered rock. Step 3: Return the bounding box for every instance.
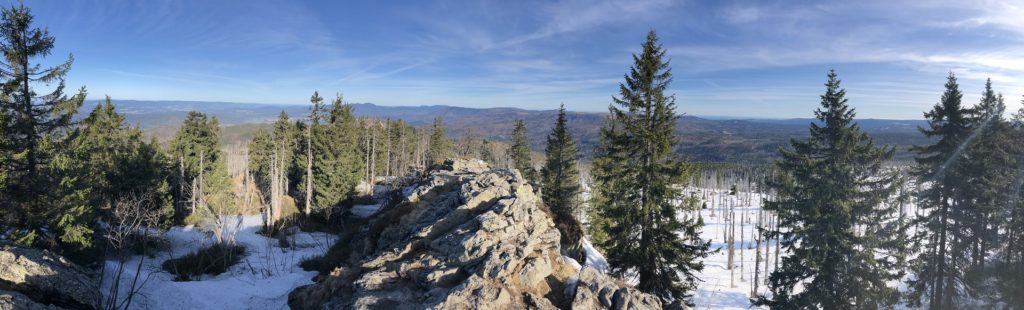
[290,159,663,310]
[572,266,666,310]
[0,290,62,310]
[0,242,99,309]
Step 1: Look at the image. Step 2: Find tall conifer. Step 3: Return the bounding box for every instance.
[510,119,536,181]
[906,72,975,309]
[757,70,906,308]
[309,94,362,215]
[541,104,584,259]
[427,117,451,164]
[592,30,710,301]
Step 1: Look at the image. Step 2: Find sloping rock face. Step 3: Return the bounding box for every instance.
[290,159,664,309]
[0,242,100,309]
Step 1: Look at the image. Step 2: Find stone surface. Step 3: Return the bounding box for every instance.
[290,159,664,310]
[0,242,99,309]
[572,267,664,310]
[0,290,62,310]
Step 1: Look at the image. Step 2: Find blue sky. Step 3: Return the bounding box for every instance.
[22,0,1024,118]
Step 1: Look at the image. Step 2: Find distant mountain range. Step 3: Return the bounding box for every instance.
[87,100,930,163]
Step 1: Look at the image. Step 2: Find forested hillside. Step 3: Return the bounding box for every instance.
[106,100,928,162]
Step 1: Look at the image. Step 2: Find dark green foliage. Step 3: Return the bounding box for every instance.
[170,112,222,181]
[74,97,173,223]
[161,243,246,281]
[249,111,299,204]
[958,79,1017,306]
[169,111,230,221]
[428,116,451,164]
[541,105,584,259]
[591,30,710,301]
[0,3,91,256]
[757,70,906,308]
[248,128,272,194]
[1002,100,1024,307]
[962,79,1013,272]
[304,93,363,215]
[511,119,537,181]
[905,73,976,309]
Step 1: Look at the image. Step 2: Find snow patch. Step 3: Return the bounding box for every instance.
[350,204,383,218]
[101,215,336,310]
[582,238,609,271]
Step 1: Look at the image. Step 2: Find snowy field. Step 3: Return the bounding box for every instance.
[100,215,336,310]
[687,188,773,309]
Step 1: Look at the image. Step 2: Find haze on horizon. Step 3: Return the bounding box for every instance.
[27,0,1024,119]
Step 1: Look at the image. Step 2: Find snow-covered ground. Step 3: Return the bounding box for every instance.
[350,204,384,218]
[100,215,336,310]
[687,188,773,309]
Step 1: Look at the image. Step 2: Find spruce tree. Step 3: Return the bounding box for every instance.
[427,116,451,164]
[1002,96,1024,307]
[906,72,976,309]
[249,111,299,208]
[591,30,710,301]
[0,107,9,215]
[757,70,906,308]
[171,110,233,222]
[298,93,326,214]
[541,104,584,259]
[962,79,1013,271]
[308,94,362,216]
[510,119,537,181]
[248,128,273,199]
[75,97,172,221]
[0,3,88,250]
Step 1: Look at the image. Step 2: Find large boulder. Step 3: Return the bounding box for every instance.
[290,159,665,309]
[0,242,100,309]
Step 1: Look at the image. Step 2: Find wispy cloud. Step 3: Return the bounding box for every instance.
[32,0,1024,118]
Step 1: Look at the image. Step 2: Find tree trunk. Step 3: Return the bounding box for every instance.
[305,122,313,216]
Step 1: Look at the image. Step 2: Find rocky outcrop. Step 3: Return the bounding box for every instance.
[290,159,665,309]
[0,242,100,309]
[0,289,61,310]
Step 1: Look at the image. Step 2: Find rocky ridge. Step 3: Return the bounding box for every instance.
[290,159,667,309]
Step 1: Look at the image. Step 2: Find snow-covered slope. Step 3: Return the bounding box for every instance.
[688,188,772,309]
[101,215,336,310]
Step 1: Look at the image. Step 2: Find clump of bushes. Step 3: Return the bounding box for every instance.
[162,243,246,281]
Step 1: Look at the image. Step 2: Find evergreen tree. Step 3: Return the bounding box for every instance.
[757,70,906,308]
[74,97,172,222]
[541,104,584,259]
[963,79,1013,271]
[510,119,537,181]
[0,4,86,190]
[272,111,298,185]
[591,30,710,301]
[427,116,451,164]
[0,4,89,254]
[248,128,273,199]
[308,94,362,216]
[298,93,326,214]
[905,72,977,309]
[169,111,228,221]
[0,107,9,215]
[1002,95,1024,307]
[248,111,298,207]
